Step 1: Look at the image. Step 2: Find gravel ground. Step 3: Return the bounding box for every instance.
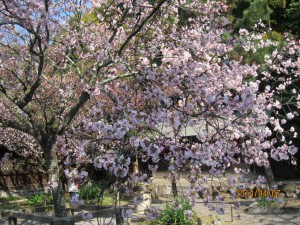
[1,172,299,225]
[1,201,300,225]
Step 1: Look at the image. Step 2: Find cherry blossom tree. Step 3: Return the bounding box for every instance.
[0,0,299,219]
[0,0,172,217]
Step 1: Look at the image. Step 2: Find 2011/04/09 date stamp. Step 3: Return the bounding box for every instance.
[236,189,280,198]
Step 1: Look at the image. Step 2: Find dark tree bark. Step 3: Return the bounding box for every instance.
[263,163,276,187]
[42,137,67,217]
[52,181,67,217]
[172,180,178,198]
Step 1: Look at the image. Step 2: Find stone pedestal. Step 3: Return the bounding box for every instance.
[134,192,151,214]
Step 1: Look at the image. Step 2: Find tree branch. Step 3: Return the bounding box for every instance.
[57,91,90,135]
[100,72,138,85]
[0,117,34,137]
[17,55,44,109]
[116,0,168,56]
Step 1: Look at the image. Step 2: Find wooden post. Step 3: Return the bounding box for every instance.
[9,217,17,225]
[231,205,234,222]
[115,207,124,225]
[172,180,178,197]
[126,217,132,225]
[65,203,73,217]
[170,157,177,198]
[197,216,202,225]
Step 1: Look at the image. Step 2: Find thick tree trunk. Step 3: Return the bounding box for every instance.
[263,164,276,187]
[52,180,67,217]
[43,140,67,217]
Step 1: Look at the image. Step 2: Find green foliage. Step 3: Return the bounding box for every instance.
[230,30,283,67]
[231,0,251,19]
[81,12,98,24]
[155,198,197,225]
[0,196,22,202]
[27,193,53,207]
[269,0,286,8]
[79,183,115,205]
[79,183,100,200]
[221,32,232,44]
[64,192,71,202]
[178,7,198,28]
[231,0,299,36]
[284,0,300,36]
[101,192,115,205]
[235,0,273,31]
[262,30,284,42]
[137,221,153,225]
[257,197,278,207]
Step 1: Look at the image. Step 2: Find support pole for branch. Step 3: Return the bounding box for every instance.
[115,208,124,225]
[231,204,234,222]
[9,217,17,225]
[197,216,202,225]
[172,180,178,197]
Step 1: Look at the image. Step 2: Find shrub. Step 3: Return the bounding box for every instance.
[27,193,53,207]
[79,183,100,200]
[155,198,197,225]
[257,197,279,207]
[269,0,286,8]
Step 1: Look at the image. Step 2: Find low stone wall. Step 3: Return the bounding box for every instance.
[1,210,74,225]
[247,202,300,214]
[1,206,119,225]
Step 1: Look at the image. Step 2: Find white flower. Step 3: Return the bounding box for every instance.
[277,84,285,91]
[287,112,294,119]
[140,57,149,65]
[183,210,193,217]
[113,166,128,178]
[288,146,298,155]
[281,119,286,124]
[47,179,58,189]
[256,175,267,186]
[80,171,88,177]
[174,204,182,210]
[239,29,249,36]
[234,167,241,173]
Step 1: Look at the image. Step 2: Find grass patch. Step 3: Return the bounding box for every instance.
[82,192,115,206]
[137,221,153,225]
[0,196,22,202]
